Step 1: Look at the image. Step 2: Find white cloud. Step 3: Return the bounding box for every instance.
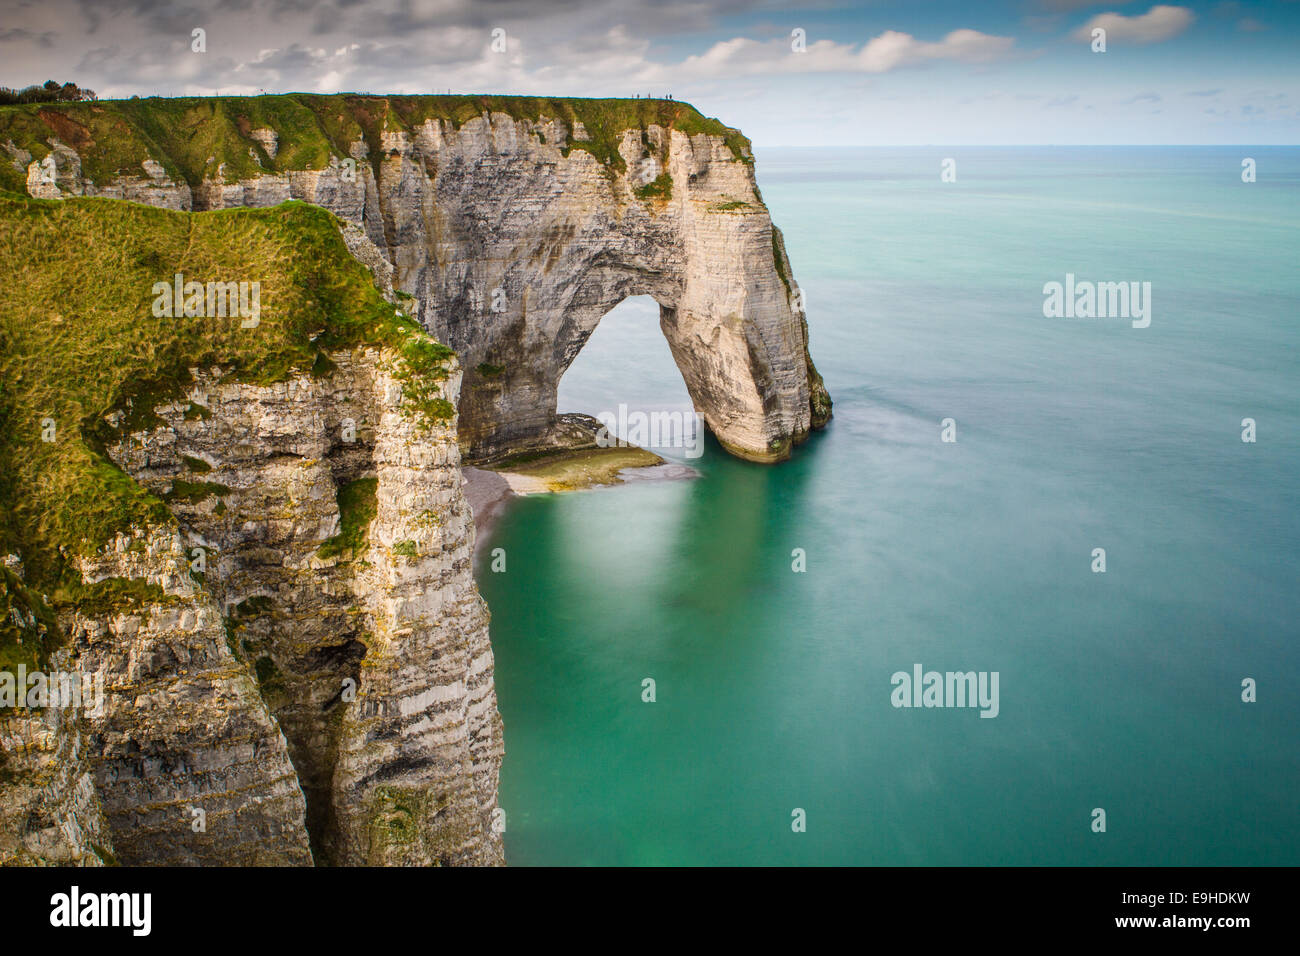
[667,28,1017,81]
[858,29,1016,72]
[1073,5,1195,44]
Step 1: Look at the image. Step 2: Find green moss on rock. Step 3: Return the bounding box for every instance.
[634,172,673,201]
[253,654,286,698]
[0,565,59,673]
[163,479,231,503]
[771,226,792,296]
[367,784,467,865]
[317,477,378,560]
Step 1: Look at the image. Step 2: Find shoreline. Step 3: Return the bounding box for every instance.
[462,447,699,559]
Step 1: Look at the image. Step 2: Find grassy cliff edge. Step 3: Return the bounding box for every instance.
[0,93,753,194]
[0,193,452,667]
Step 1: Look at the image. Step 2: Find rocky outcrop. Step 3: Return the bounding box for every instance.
[0,189,502,865]
[18,141,193,209]
[1,556,112,866]
[66,526,315,866]
[3,347,500,866]
[92,349,502,866]
[6,96,831,462]
[0,655,112,866]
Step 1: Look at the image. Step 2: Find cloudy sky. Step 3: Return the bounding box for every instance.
[1,0,1297,144]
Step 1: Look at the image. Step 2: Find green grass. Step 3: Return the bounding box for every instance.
[634,172,673,201]
[393,336,455,425]
[162,479,231,503]
[0,94,753,192]
[0,193,454,656]
[317,478,378,560]
[0,565,58,673]
[771,226,792,296]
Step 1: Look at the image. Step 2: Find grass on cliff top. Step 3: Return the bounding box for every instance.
[0,193,450,621]
[0,93,752,190]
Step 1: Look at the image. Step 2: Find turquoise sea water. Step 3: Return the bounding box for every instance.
[477,147,1300,866]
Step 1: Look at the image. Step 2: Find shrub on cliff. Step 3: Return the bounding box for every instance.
[0,81,97,106]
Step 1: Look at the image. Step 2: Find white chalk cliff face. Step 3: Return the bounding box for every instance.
[337,116,831,462]
[12,349,503,867]
[20,106,831,462]
[1,98,829,866]
[108,352,502,865]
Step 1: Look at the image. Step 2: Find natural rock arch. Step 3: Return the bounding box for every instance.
[381,116,832,463]
[8,96,830,461]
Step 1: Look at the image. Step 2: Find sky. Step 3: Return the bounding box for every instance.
[0,0,1297,145]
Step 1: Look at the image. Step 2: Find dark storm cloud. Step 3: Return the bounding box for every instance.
[75,0,204,32]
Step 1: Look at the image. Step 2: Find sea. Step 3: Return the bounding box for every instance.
[475,146,1300,866]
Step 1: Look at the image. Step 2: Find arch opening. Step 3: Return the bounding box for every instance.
[557,295,704,462]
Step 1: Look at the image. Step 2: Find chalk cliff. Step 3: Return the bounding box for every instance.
[1,195,500,865]
[0,95,829,866]
[92,351,501,865]
[2,95,831,462]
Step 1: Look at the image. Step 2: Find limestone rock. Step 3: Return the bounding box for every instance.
[0,656,113,866]
[26,101,832,462]
[99,350,503,865]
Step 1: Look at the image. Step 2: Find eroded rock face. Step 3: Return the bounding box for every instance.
[21,142,193,209]
[94,350,503,866]
[66,527,314,866]
[27,108,831,462]
[375,119,831,463]
[0,654,112,866]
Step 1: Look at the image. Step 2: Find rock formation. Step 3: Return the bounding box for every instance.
[1,95,831,462]
[1,194,502,865]
[0,95,829,867]
[92,352,501,865]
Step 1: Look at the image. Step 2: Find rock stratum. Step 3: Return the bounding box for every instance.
[0,95,829,866]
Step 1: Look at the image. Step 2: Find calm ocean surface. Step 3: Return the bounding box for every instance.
[477,147,1300,866]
